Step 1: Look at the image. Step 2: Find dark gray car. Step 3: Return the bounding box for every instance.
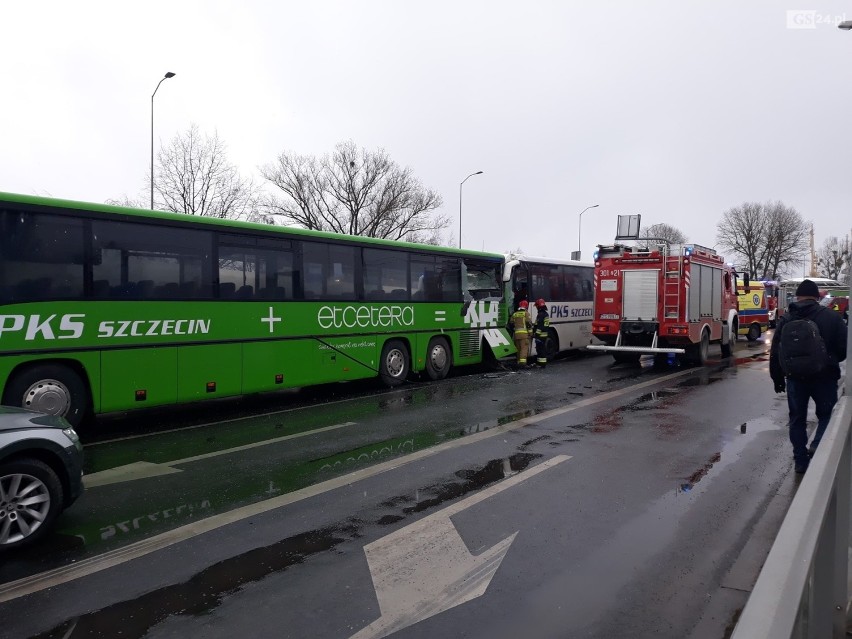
[0,405,84,550]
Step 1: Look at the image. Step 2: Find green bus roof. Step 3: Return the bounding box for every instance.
[0,191,503,260]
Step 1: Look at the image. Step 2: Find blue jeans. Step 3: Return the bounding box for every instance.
[786,377,838,463]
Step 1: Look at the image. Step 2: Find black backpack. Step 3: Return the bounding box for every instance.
[779,309,831,378]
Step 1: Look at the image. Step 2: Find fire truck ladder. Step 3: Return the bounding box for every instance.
[663,244,683,320]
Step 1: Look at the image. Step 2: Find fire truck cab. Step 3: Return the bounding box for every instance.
[589,241,741,365]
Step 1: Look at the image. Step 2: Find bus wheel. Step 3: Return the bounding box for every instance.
[425,337,451,381]
[746,324,761,342]
[3,364,89,428]
[544,329,559,361]
[380,340,410,387]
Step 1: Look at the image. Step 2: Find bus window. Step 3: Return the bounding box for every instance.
[302,242,356,300]
[462,258,501,300]
[510,265,529,309]
[436,257,461,301]
[564,265,593,301]
[0,209,85,301]
[364,248,408,301]
[411,256,459,301]
[92,220,213,299]
[530,263,561,301]
[219,239,295,300]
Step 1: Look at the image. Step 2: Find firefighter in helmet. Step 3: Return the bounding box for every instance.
[532,298,550,367]
[511,299,533,366]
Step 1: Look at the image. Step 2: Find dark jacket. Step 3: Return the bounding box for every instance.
[770,299,848,383]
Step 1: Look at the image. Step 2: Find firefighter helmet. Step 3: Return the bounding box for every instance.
[535,298,546,308]
[518,300,529,309]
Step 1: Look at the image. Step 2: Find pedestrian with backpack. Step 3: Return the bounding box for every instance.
[769,279,848,474]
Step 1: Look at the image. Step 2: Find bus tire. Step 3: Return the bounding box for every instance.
[425,337,452,381]
[3,364,90,428]
[544,329,559,361]
[379,340,410,387]
[746,324,761,342]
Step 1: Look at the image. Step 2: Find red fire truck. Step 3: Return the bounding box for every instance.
[588,242,741,365]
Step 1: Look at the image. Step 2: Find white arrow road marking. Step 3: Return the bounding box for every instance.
[351,454,571,639]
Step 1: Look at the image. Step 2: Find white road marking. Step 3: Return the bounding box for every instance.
[351,455,570,639]
[0,366,697,603]
[84,422,357,488]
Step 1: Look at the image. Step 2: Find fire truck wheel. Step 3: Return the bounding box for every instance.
[746,324,761,342]
[720,322,735,358]
[612,352,641,364]
[686,330,710,365]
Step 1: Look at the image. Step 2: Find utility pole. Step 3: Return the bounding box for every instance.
[809,223,817,277]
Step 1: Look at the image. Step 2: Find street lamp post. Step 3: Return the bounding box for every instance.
[839,21,852,398]
[459,171,483,249]
[151,71,176,209]
[577,204,599,260]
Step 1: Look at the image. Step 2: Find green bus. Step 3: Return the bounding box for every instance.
[0,192,515,427]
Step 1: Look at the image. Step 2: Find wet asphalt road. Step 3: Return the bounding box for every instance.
[0,335,799,639]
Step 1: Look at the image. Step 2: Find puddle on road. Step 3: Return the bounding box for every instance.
[676,416,778,494]
[31,524,355,639]
[30,452,542,639]
[538,416,782,635]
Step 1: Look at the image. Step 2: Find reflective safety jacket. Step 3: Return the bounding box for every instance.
[534,308,550,339]
[511,309,532,335]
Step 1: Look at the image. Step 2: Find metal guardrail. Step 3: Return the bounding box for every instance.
[732,318,851,639]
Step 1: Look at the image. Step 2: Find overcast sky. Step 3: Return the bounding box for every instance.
[3,0,851,272]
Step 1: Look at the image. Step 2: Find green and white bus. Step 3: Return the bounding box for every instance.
[0,192,514,427]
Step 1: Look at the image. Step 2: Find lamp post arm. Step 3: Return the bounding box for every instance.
[577,204,599,255]
[458,171,483,249]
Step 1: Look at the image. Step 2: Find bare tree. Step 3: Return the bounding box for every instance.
[716,201,808,278]
[105,195,145,209]
[155,124,261,221]
[816,236,850,280]
[763,201,810,278]
[261,140,448,242]
[640,223,688,244]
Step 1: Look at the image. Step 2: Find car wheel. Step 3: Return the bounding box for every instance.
[424,337,451,381]
[380,340,410,387]
[0,458,63,550]
[3,364,90,428]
